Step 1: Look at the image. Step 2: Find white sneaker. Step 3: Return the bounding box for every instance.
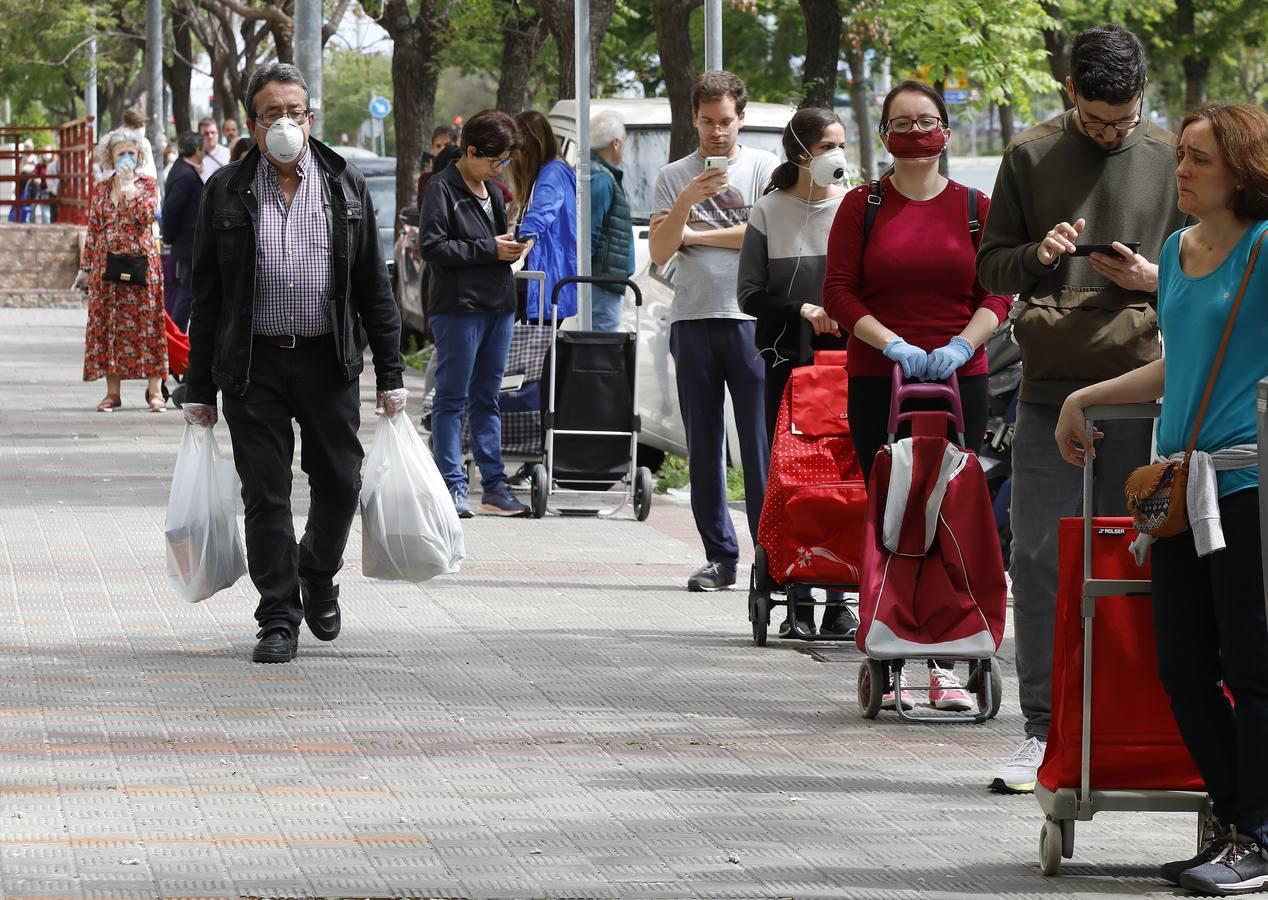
[989,736,1046,794]
[881,669,914,710]
[928,667,973,711]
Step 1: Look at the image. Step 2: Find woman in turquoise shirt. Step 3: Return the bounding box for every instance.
[1055,103,1268,896]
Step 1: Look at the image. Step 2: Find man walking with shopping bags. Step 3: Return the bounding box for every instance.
[182,63,405,663]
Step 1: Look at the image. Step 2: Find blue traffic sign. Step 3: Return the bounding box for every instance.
[368,96,392,120]
[944,89,969,105]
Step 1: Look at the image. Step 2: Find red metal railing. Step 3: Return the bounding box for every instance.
[0,117,95,225]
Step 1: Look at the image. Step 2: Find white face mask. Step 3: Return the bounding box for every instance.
[264,119,305,164]
[807,149,847,187]
[792,128,846,187]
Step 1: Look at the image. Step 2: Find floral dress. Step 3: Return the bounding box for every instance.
[82,176,167,381]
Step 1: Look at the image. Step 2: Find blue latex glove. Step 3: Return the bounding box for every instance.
[883,338,929,380]
[925,336,975,382]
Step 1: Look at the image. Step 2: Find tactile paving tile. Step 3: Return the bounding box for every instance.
[0,309,1205,897]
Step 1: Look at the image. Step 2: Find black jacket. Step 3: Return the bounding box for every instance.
[185,140,403,405]
[417,164,515,316]
[161,158,203,260]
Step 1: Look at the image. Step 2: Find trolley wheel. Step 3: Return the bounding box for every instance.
[1039,819,1063,876]
[752,544,773,593]
[857,659,885,719]
[529,464,549,519]
[633,466,654,521]
[749,591,769,646]
[971,659,1004,719]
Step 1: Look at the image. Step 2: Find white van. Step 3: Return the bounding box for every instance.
[549,97,793,464]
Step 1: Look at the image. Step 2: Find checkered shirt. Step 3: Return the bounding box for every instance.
[252,147,332,337]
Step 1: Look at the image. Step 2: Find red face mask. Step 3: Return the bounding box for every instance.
[886,128,947,160]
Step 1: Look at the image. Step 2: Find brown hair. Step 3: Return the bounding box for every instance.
[121,108,145,130]
[459,109,517,157]
[766,107,843,194]
[1179,103,1268,221]
[510,110,559,212]
[691,70,748,116]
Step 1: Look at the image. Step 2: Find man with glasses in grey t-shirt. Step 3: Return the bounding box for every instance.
[650,70,779,592]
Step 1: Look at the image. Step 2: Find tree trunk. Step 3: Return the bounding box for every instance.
[655,0,703,163]
[798,0,841,109]
[999,103,1015,146]
[496,9,549,114]
[1041,1,1072,108]
[167,9,194,134]
[363,0,450,228]
[934,79,949,176]
[844,43,874,179]
[536,0,619,101]
[1175,0,1208,109]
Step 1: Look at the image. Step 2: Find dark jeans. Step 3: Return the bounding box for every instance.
[429,311,515,494]
[171,256,193,333]
[1153,489,1268,845]
[221,337,362,634]
[848,373,988,670]
[670,318,768,570]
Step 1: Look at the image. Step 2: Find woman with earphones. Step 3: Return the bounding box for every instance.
[738,107,854,639]
[822,80,1011,711]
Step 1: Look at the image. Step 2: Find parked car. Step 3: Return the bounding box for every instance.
[334,149,398,288]
[549,98,793,463]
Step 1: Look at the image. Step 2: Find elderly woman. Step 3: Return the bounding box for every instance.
[77,129,168,411]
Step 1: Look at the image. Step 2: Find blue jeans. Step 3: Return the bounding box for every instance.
[429,311,514,494]
[590,285,626,332]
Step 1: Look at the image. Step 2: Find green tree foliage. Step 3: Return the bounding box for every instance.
[875,0,1057,118]
[322,48,396,150]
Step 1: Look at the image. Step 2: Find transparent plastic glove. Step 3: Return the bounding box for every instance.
[376,388,408,417]
[924,336,974,382]
[182,402,218,428]
[71,270,89,292]
[883,338,929,381]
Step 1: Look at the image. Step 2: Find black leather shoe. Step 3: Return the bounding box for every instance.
[300,578,341,641]
[252,626,298,663]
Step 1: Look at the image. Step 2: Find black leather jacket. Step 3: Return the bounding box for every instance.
[185,140,403,405]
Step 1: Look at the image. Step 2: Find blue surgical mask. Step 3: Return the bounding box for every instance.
[116,153,137,172]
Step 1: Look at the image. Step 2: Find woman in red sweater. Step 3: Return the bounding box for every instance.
[823,80,1011,711]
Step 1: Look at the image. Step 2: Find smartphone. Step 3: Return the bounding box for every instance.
[704,156,729,177]
[1071,241,1140,257]
[515,228,537,243]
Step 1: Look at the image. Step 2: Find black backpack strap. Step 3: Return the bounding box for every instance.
[862,180,884,247]
[966,187,981,244]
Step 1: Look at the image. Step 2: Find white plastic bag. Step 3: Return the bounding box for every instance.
[360,413,465,581]
[164,424,248,603]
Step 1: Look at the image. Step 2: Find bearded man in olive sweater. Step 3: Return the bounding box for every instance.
[975,25,1187,794]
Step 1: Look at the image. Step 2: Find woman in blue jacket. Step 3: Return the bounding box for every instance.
[511,111,578,322]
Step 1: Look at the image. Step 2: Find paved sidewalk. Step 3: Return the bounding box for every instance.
[0,309,1200,898]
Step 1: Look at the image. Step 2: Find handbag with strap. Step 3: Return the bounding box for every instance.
[104,252,148,285]
[1124,230,1267,536]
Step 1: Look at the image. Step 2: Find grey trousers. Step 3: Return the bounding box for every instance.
[1009,400,1153,740]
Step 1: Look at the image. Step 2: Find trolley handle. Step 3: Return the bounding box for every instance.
[550,274,643,309]
[887,364,965,437]
[516,270,549,327]
[1080,401,1161,585]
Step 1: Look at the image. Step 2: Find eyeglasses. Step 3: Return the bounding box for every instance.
[255,108,311,127]
[476,151,512,169]
[1074,94,1144,137]
[883,115,945,134]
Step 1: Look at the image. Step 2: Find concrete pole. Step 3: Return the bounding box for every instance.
[145,0,163,152]
[294,0,323,139]
[704,0,723,71]
[575,0,592,329]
